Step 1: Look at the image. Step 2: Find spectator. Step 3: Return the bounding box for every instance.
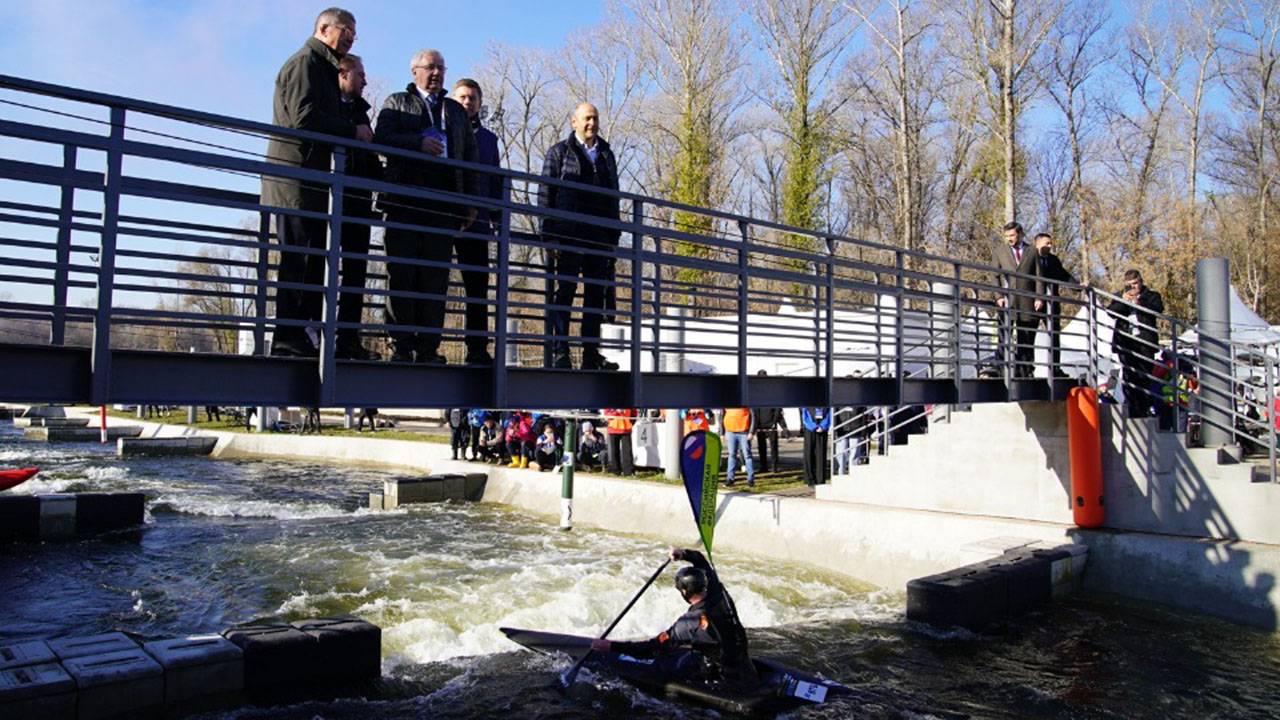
[375,49,480,365]
[577,421,607,469]
[333,53,381,360]
[440,77,503,365]
[1032,232,1076,377]
[357,407,378,432]
[721,407,755,488]
[262,7,371,358]
[603,408,636,475]
[535,423,560,471]
[538,103,622,371]
[204,405,221,423]
[992,221,1038,378]
[753,371,789,473]
[467,408,488,460]
[801,408,831,487]
[680,408,713,436]
[1107,269,1165,418]
[477,415,505,462]
[447,408,469,460]
[833,405,857,476]
[505,410,535,469]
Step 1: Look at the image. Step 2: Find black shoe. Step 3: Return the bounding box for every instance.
[417,351,448,365]
[465,349,494,366]
[582,354,619,371]
[551,355,573,369]
[271,343,317,358]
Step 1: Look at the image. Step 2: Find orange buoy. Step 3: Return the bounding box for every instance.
[1066,386,1104,528]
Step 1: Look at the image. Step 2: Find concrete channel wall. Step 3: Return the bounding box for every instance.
[55,406,1280,630]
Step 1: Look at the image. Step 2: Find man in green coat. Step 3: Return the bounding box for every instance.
[261,7,372,357]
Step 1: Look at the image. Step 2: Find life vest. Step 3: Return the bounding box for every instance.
[722,408,751,433]
[604,408,635,434]
[683,410,709,435]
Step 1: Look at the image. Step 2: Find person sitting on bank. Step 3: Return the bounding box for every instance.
[534,423,560,471]
[591,546,756,687]
[577,421,607,469]
[477,414,505,463]
[505,410,535,469]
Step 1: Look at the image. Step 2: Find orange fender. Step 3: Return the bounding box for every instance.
[1067,387,1104,528]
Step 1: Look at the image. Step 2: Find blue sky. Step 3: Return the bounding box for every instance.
[9,0,604,123]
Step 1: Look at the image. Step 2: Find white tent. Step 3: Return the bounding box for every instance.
[1177,285,1280,348]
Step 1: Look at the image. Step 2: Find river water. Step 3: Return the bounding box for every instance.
[2,424,1278,719]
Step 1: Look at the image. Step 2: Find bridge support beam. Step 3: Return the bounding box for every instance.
[1197,258,1235,450]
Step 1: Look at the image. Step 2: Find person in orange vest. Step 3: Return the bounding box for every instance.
[602,408,636,475]
[679,408,713,436]
[721,407,755,487]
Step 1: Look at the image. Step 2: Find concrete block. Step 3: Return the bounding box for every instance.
[0,662,76,720]
[387,477,443,505]
[74,493,145,535]
[0,495,40,541]
[117,437,216,457]
[439,474,465,500]
[20,406,67,418]
[368,492,385,511]
[0,635,56,671]
[221,624,318,690]
[38,495,77,539]
[143,634,243,704]
[906,566,1008,630]
[13,417,89,428]
[981,551,1051,614]
[289,616,381,681]
[0,640,56,671]
[61,648,164,720]
[48,633,137,662]
[463,473,487,501]
[26,427,142,443]
[1033,544,1088,599]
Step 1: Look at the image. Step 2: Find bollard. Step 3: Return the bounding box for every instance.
[100,405,107,444]
[187,405,196,425]
[560,418,575,531]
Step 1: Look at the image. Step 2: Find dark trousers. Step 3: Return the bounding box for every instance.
[450,425,470,457]
[273,213,327,350]
[1119,350,1154,417]
[508,440,532,459]
[337,206,372,350]
[549,248,612,360]
[607,432,634,475]
[454,229,492,354]
[535,449,559,470]
[757,429,780,472]
[803,430,828,486]
[1004,316,1037,378]
[384,209,453,355]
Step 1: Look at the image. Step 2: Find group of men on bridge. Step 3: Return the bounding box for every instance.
[262,7,620,370]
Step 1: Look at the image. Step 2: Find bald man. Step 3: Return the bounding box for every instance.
[537,103,622,371]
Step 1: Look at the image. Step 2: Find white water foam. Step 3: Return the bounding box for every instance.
[150,493,352,520]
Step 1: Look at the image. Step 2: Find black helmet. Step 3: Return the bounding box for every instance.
[674,566,708,601]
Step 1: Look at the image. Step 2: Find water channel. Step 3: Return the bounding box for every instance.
[2,424,1278,718]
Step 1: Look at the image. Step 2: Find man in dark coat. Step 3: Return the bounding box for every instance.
[445,77,505,365]
[538,103,622,371]
[333,54,381,360]
[752,370,789,473]
[1108,269,1165,418]
[992,221,1040,378]
[374,49,481,365]
[1032,232,1077,377]
[261,7,371,357]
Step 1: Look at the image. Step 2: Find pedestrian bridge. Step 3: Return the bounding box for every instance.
[0,74,1185,412]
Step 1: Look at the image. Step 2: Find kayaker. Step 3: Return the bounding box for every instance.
[591,547,757,686]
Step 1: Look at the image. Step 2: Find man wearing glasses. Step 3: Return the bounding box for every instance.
[262,7,372,358]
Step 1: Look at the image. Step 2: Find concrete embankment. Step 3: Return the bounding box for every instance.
[53,407,1280,630]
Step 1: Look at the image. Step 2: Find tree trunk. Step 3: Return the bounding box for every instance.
[1002,0,1017,224]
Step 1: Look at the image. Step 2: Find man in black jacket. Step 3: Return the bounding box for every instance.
[374,49,481,365]
[591,547,756,686]
[538,103,622,371]
[261,7,372,357]
[333,54,381,360]
[1108,269,1165,418]
[752,370,789,473]
[1033,232,1076,377]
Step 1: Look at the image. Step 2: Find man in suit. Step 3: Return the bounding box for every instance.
[993,221,1039,378]
[374,49,481,365]
[1107,269,1165,418]
[1033,232,1076,377]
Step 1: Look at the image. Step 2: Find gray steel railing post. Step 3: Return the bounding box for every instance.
[495,177,512,407]
[811,260,821,377]
[651,234,662,373]
[825,237,835,408]
[318,146,346,407]
[952,264,963,402]
[254,211,270,355]
[1087,287,1098,388]
[1266,351,1276,483]
[90,107,126,406]
[874,275,883,377]
[1002,278,1014,386]
[1171,320,1182,435]
[894,251,905,405]
[51,144,77,345]
[630,201,643,401]
[736,220,750,405]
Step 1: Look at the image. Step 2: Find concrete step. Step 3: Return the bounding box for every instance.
[24,426,142,442]
[117,437,216,457]
[12,417,90,428]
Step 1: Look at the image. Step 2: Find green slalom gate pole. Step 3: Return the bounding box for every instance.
[560,418,576,530]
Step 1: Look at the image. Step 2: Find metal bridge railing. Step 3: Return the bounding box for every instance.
[0,73,1093,410]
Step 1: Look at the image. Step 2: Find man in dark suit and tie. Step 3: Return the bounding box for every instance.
[1032,232,1076,377]
[993,221,1039,378]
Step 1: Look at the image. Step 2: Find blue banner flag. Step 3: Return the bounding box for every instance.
[680,430,721,560]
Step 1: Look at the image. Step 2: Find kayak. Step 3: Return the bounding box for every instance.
[500,626,850,716]
[0,467,38,491]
